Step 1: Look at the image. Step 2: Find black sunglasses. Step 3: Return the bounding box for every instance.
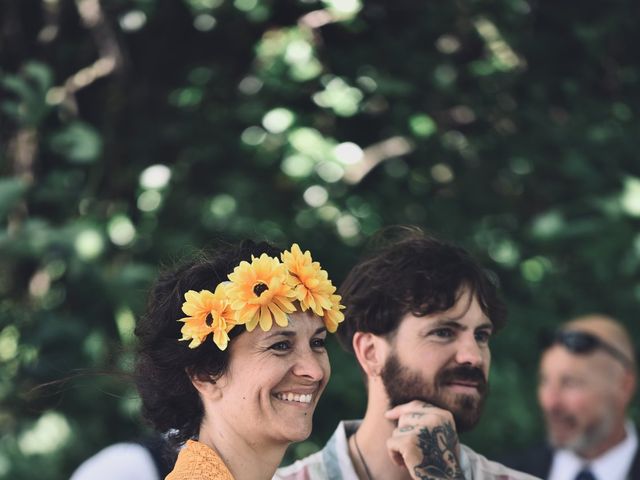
[541,329,633,369]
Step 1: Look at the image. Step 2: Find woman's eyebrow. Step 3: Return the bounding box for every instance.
[263,330,296,340]
[263,326,327,340]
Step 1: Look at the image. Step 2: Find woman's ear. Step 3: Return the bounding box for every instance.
[188,370,223,401]
[352,332,388,378]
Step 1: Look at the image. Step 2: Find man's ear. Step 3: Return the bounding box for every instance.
[621,369,637,406]
[352,332,388,378]
[188,370,223,401]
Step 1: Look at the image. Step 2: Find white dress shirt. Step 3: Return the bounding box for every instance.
[548,420,638,480]
[69,442,160,480]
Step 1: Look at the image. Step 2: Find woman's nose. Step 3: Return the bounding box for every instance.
[292,350,327,381]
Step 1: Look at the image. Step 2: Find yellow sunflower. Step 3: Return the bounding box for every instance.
[323,293,345,333]
[282,243,340,316]
[178,283,239,350]
[227,253,297,332]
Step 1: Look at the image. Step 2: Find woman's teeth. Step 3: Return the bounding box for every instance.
[276,392,313,403]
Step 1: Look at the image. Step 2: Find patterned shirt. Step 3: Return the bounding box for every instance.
[275,421,541,480]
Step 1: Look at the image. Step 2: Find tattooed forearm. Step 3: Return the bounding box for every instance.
[412,424,464,480]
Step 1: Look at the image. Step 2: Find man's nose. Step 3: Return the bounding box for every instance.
[455,336,484,367]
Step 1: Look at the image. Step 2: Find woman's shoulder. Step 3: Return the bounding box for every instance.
[166,440,234,480]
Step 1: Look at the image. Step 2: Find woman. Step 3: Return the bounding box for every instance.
[135,240,344,479]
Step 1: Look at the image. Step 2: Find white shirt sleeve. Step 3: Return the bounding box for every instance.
[69,443,159,480]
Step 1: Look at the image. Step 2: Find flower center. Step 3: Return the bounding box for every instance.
[253,282,269,297]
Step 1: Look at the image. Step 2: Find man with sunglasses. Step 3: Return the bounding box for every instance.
[506,314,638,480]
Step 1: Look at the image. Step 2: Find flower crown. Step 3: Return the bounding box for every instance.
[178,244,345,350]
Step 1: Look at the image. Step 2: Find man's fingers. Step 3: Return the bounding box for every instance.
[386,401,456,432]
[389,448,406,468]
[385,400,435,420]
[396,409,453,429]
[388,423,464,480]
[386,432,420,469]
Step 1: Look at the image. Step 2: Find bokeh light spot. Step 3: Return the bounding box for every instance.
[241,126,267,146]
[108,215,136,246]
[436,34,461,54]
[140,164,171,189]
[316,161,344,183]
[333,142,363,165]
[194,14,217,31]
[137,190,162,212]
[75,229,104,260]
[209,194,237,219]
[303,185,329,208]
[431,163,454,183]
[409,114,437,138]
[621,176,640,217]
[282,155,315,178]
[119,11,147,32]
[262,108,295,134]
[18,412,71,455]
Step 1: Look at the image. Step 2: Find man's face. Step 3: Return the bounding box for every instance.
[380,289,492,432]
[538,345,623,454]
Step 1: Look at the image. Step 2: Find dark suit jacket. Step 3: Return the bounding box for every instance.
[499,443,640,480]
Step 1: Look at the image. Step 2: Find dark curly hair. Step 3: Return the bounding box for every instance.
[336,226,507,353]
[134,240,283,447]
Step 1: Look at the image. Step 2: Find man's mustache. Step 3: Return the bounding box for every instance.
[545,409,578,428]
[437,366,487,394]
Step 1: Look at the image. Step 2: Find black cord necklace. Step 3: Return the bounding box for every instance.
[352,433,374,480]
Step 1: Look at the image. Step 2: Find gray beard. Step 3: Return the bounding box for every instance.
[547,410,616,455]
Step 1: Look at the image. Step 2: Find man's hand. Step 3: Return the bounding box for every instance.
[385,400,465,480]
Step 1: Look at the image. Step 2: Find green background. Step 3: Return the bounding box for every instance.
[1,0,639,478]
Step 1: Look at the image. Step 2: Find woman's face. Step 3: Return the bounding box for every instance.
[213,311,330,446]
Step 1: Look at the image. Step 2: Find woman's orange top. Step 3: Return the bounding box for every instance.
[166,439,234,480]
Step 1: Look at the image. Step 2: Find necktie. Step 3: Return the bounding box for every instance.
[574,469,596,480]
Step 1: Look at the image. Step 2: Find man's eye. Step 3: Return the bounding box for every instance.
[562,378,584,388]
[311,337,326,350]
[270,341,291,351]
[475,330,492,343]
[431,328,454,338]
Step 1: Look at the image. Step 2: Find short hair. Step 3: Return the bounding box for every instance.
[134,240,282,447]
[336,226,507,353]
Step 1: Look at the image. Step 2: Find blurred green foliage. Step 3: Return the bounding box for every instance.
[1,0,639,478]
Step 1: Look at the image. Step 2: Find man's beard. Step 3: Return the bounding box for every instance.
[380,353,488,433]
[544,407,616,455]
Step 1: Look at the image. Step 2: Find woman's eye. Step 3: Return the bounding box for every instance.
[311,337,326,349]
[270,341,291,351]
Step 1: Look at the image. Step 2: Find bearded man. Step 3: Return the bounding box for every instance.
[276,226,537,480]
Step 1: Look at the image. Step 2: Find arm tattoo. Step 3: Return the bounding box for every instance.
[412,424,464,480]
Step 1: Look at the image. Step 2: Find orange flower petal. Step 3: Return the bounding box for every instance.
[258,305,273,331]
[268,303,289,327]
[213,328,230,351]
